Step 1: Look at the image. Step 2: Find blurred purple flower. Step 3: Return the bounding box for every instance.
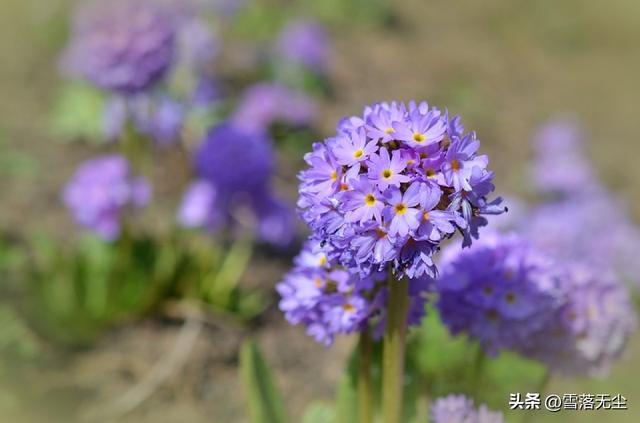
[436,232,564,356]
[231,83,317,133]
[531,118,596,197]
[431,394,504,423]
[63,155,150,240]
[178,123,294,246]
[275,19,329,73]
[520,264,636,377]
[62,0,176,95]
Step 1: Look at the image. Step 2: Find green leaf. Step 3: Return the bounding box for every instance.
[335,362,358,423]
[240,339,288,423]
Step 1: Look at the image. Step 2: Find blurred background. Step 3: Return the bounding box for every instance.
[0,0,639,422]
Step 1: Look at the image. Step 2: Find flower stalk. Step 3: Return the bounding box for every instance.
[358,329,374,423]
[382,274,409,423]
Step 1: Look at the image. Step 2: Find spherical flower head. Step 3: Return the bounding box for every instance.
[530,118,597,197]
[520,264,636,377]
[298,101,504,280]
[436,232,564,356]
[275,19,329,73]
[179,122,294,246]
[62,0,176,94]
[231,83,317,134]
[430,394,504,423]
[63,155,150,240]
[194,123,273,199]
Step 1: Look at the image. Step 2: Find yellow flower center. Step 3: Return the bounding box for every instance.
[422,211,430,221]
[385,127,395,134]
[340,183,349,191]
[330,170,338,181]
[313,277,323,288]
[485,309,498,321]
[375,228,387,239]
[382,169,392,179]
[365,194,376,206]
[505,293,516,304]
[412,133,425,143]
[343,303,355,312]
[394,203,407,215]
[318,255,327,266]
[451,159,461,171]
[353,149,364,159]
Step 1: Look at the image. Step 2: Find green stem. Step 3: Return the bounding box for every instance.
[523,369,552,423]
[471,347,486,398]
[382,274,409,423]
[358,330,374,423]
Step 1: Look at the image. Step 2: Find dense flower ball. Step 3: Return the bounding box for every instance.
[436,232,564,355]
[277,238,431,345]
[63,155,150,240]
[275,19,329,73]
[63,0,176,94]
[298,101,504,279]
[430,394,504,423]
[230,83,317,134]
[519,264,636,377]
[178,123,294,246]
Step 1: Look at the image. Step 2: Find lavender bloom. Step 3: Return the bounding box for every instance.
[436,232,564,356]
[277,239,431,345]
[230,83,317,134]
[178,123,294,246]
[63,155,150,240]
[430,394,504,423]
[531,119,596,197]
[298,101,504,280]
[275,20,329,73]
[62,0,176,95]
[519,264,636,377]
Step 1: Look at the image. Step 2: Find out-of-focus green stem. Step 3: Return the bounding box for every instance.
[382,274,409,423]
[358,330,373,423]
[471,346,486,397]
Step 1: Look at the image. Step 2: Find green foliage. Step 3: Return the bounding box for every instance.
[240,339,288,423]
[300,0,392,27]
[302,402,335,423]
[49,83,106,143]
[24,231,263,347]
[409,306,547,410]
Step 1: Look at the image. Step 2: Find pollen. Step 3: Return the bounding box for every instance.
[340,183,349,191]
[353,149,364,159]
[318,255,327,266]
[342,303,355,312]
[422,211,430,221]
[412,133,425,143]
[451,159,461,171]
[425,168,436,177]
[375,228,387,238]
[394,203,407,215]
[364,193,376,206]
[385,127,395,134]
[382,169,392,179]
[330,170,338,181]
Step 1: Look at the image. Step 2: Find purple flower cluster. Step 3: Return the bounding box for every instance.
[298,101,504,280]
[519,264,636,377]
[437,232,564,355]
[178,123,294,246]
[62,0,176,95]
[436,231,636,375]
[275,19,329,73]
[277,239,431,345]
[63,155,150,240]
[530,119,595,197]
[230,83,317,134]
[430,394,504,423]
